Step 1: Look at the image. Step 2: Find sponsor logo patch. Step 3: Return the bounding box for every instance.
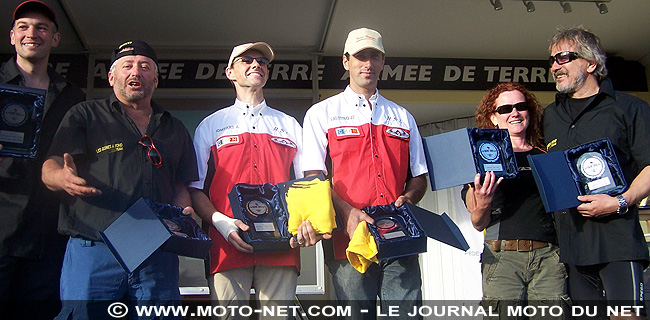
[335,127,361,137]
[270,137,297,149]
[385,127,410,139]
[216,135,240,149]
[96,143,124,154]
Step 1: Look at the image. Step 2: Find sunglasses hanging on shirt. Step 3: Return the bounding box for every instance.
[139,135,162,168]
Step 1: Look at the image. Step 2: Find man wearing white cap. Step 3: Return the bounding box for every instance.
[190,42,319,318]
[303,28,428,318]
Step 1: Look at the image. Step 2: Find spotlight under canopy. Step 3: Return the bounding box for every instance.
[523,0,536,12]
[491,0,504,10]
[560,1,572,13]
[489,0,611,14]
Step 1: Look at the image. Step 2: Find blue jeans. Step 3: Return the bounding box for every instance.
[327,255,422,320]
[56,237,180,320]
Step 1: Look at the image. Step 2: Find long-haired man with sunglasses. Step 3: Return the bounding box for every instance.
[41,40,198,319]
[544,26,650,319]
[190,42,321,318]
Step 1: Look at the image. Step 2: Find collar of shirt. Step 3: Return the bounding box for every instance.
[343,86,379,121]
[555,77,616,106]
[233,98,268,118]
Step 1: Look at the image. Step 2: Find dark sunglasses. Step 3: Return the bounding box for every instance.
[549,51,581,66]
[234,56,270,66]
[495,102,528,114]
[139,135,162,168]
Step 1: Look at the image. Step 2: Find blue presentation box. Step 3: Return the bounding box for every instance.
[364,203,469,260]
[229,174,328,252]
[99,198,212,273]
[0,83,46,158]
[422,128,518,191]
[528,138,628,212]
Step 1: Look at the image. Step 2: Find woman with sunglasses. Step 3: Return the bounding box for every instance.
[462,82,569,318]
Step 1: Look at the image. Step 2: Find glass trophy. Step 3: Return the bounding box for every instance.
[476,140,505,174]
[244,198,280,239]
[0,84,46,158]
[575,152,616,195]
[374,216,409,240]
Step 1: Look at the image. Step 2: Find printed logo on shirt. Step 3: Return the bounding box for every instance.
[547,139,557,151]
[385,127,410,139]
[96,143,124,154]
[216,135,241,149]
[270,137,297,149]
[335,127,361,138]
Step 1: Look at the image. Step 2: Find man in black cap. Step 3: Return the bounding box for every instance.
[42,40,198,319]
[0,1,85,319]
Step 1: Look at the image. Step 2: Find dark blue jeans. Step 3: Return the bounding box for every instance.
[56,237,180,320]
[327,254,422,320]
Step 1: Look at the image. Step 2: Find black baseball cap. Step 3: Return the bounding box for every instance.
[111,40,158,67]
[13,1,58,29]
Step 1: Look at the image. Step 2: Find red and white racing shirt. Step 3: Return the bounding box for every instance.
[302,86,428,259]
[191,99,303,273]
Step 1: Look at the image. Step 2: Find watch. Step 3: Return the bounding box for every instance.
[616,194,629,215]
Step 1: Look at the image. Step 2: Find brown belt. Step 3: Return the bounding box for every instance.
[486,240,549,252]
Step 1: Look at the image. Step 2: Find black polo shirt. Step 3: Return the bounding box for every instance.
[461,148,557,243]
[0,57,85,258]
[544,77,650,266]
[47,95,198,240]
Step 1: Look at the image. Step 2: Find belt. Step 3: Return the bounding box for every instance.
[486,240,549,252]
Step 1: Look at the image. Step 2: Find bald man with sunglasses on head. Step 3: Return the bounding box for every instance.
[42,40,197,319]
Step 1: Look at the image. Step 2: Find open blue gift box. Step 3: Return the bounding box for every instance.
[364,203,469,260]
[528,138,627,212]
[99,198,212,273]
[0,83,46,158]
[422,128,518,191]
[229,182,292,252]
[228,174,328,252]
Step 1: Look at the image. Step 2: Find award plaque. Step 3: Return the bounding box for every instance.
[575,152,616,195]
[244,198,280,239]
[476,140,504,174]
[0,84,46,158]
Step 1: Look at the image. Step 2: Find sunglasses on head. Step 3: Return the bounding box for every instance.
[549,51,581,66]
[495,102,528,114]
[139,135,162,168]
[234,56,270,66]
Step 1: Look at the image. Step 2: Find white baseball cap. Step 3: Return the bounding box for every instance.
[343,28,385,55]
[227,42,275,68]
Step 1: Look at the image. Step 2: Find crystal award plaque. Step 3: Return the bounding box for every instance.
[0,84,46,158]
[575,151,616,195]
[476,140,504,174]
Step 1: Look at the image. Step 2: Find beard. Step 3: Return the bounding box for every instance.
[114,79,154,102]
[555,69,588,95]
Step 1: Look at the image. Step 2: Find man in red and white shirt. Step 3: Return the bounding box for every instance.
[190,42,318,316]
[303,28,428,318]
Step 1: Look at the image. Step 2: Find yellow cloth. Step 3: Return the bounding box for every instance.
[345,222,379,273]
[285,179,336,235]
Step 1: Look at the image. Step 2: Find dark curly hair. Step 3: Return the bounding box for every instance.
[475,82,544,149]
